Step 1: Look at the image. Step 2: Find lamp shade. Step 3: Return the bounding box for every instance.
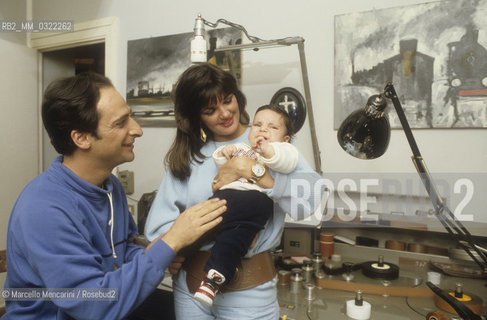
[337,94,391,159]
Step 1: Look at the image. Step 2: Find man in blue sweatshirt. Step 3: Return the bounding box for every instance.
[3,72,226,319]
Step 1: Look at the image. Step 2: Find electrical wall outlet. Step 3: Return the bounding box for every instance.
[283,228,313,255]
[118,170,134,194]
[128,204,135,216]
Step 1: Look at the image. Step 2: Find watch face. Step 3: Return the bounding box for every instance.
[252,163,266,177]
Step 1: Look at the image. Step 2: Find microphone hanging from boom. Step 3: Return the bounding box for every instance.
[190,14,207,63]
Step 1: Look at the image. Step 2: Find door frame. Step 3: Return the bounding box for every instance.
[30,17,119,173]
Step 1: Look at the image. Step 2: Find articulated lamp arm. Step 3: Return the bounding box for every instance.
[383,83,487,272]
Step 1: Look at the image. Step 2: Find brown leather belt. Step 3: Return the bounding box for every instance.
[183,250,276,293]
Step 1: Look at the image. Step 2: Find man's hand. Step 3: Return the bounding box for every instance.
[160,198,226,253]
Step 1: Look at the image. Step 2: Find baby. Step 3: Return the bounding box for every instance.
[194,104,298,307]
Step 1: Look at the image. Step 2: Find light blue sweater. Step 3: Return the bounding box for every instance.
[145,129,323,308]
[4,156,175,320]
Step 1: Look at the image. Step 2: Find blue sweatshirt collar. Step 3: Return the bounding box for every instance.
[49,156,114,198]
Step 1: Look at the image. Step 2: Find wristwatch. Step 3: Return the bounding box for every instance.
[248,161,266,184]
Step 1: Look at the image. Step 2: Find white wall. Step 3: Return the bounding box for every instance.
[0,0,38,304]
[0,2,38,251]
[30,0,487,222]
[0,38,38,246]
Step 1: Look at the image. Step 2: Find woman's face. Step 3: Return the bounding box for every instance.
[200,94,246,142]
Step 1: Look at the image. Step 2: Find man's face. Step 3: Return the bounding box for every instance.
[89,87,143,169]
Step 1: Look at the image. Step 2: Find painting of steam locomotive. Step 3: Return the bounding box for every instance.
[126,28,242,127]
[334,0,487,128]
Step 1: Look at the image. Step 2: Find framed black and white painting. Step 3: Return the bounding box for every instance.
[334,0,487,129]
[126,28,242,127]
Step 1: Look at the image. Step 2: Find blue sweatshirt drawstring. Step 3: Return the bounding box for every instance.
[107,192,117,259]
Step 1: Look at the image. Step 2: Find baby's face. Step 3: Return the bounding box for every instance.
[248,109,290,145]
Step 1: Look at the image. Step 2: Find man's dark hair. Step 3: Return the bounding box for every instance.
[42,72,113,155]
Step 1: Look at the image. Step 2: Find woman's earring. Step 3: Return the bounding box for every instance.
[200,128,207,143]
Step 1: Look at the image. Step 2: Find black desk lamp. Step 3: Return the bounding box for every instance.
[337,83,487,273]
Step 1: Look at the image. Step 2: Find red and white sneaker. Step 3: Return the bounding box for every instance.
[194,269,226,307]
